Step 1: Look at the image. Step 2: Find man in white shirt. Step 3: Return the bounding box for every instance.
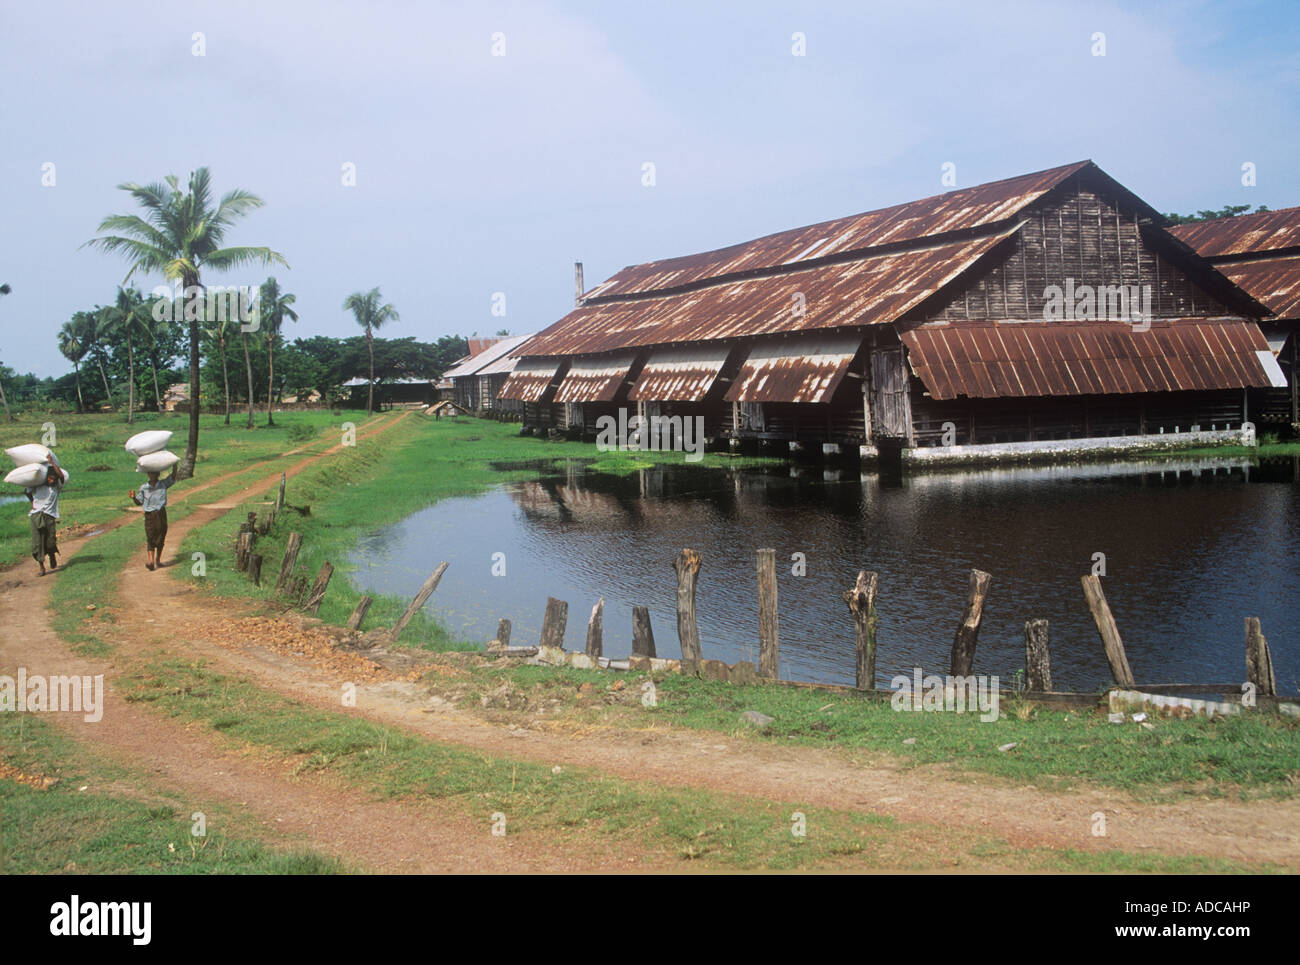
[25,463,69,576]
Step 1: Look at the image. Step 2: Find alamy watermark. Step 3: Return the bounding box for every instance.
[1043,278,1152,331]
[594,408,705,462]
[890,668,1000,722]
[149,280,260,332]
[0,669,104,722]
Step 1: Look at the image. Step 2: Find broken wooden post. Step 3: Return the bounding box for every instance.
[950,568,992,677]
[632,606,656,658]
[1080,574,1135,687]
[538,596,568,650]
[585,597,604,658]
[1245,617,1277,696]
[842,570,879,690]
[1024,618,1052,692]
[495,618,512,648]
[248,553,263,586]
[247,512,258,534]
[389,562,449,641]
[236,531,253,572]
[346,595,373,631]
[756,547,779,679]
[276,532,303,592]
[673,548,703,663]
[276,472,286,513]
[302,562,335,615]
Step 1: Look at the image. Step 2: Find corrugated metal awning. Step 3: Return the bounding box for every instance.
[628,345,731,402]
[553,353,638,403]
[498,358,563,402]
[724,332,864,404]
[901,319,1275,400]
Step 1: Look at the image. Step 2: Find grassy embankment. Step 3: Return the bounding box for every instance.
[0,712,345,874]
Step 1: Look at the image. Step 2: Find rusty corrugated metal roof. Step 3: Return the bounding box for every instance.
[1170,207,1300,258]
[498,357,563,402]
[723,332,864,404]
[444,333,536,379]
[901,318,1272,400]
[585,161,1090,301]
[1217,255,1300,321]
[525,229,1017,357]
[628,345,731,402]
[552,353,638,403]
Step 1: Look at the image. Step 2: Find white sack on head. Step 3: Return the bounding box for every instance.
[136,450,180,473]
[125,430,173,457]
[4,463,50,488]
[5,444,58,467]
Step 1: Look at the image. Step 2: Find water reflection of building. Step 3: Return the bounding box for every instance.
[498,161,1286,468]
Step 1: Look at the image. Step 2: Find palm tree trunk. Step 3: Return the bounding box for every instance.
[367,326,375,415]
[180,277,202,480]
[220,335,231,425]
[242,331,255,429]
[0,380,11,421]
[73,361,84,414]
[151,358,161,413]
[96,353,114,410]
[266,337,275,427]
[126,333,135,425]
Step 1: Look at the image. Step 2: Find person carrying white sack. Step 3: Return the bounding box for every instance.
[128,464,177,571]
[25,462,69,576]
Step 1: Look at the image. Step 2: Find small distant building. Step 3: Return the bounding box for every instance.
[162,382,190,412]
[341,376,434,408]
[442,333,536,415]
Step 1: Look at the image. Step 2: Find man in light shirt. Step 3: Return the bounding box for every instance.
[25,463,69,576]
[129,465,178,571]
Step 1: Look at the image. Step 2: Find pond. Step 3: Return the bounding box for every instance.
[348,455,1300,692]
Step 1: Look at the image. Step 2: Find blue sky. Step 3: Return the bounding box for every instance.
[2,0,1298,376]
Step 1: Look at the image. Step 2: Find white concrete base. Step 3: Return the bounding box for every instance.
[903,429,1252,468]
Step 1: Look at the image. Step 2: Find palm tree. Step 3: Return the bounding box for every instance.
[343,288,399,415]
[241,321,257,429]
[99,287,152,424]
[57,317,90,413]
[259,277,298,426]
[203,316,236,425]
[76,309,115,410]
[85,168,286,477]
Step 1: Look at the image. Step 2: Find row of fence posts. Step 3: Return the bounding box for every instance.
[228,497,1282,701]
[522,547,1282,701]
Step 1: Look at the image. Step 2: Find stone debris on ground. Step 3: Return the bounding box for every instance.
[181,616,424,683]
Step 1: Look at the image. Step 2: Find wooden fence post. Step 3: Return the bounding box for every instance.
[632,606,656,658]
[302,562,334,615]
[1245,617,1277,696]
[585,598,604,658]
[346,596,372,631]
[1024,618,1052,692]
[539,597,568,650]
[248,553,263,586]
[673,548,703,663]
[236,531,253,572]
[842,570,879,690]
[1080,574,1135,687]
[950,569,992,677]
[276,533,303,592]
[389,562,449,641]
[495,618,512,648]
[277,473,286,513]
[756,548,779,679]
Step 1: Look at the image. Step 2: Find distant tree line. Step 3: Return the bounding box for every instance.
[1163,204,1271,225]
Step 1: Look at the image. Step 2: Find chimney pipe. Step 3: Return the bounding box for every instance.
[574,261,584,308]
